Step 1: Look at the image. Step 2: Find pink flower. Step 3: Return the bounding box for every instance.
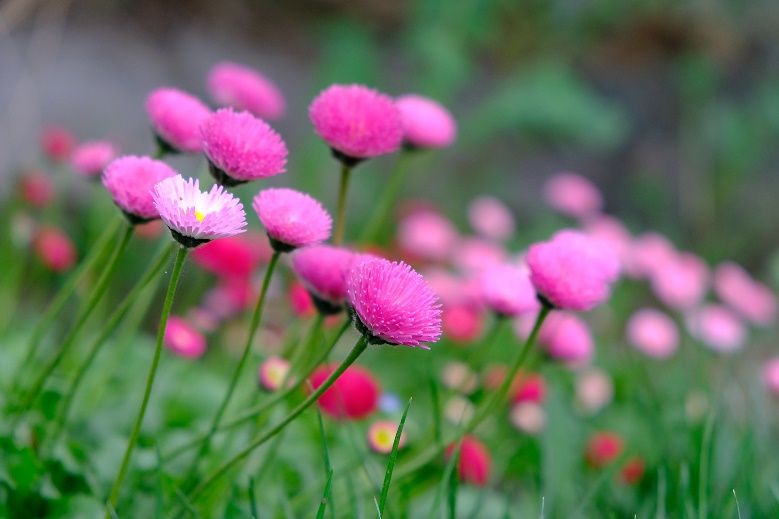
[535,312,594,367]
[207,62,285,121]
[151,175,247,248]
[367,420,407,454]
[253,188,332,252]
[445,436,491,486]
[396,210,458,263]
[145,87,212,153]
[200,108,287,186]
[527,230,619,311]
[575,368,614,414]
[626,308,679,359]
[467,196,515,242]
[347,258,442,347]
[442,304,483,343]
[192,234,264,280]
[625,232,676,279]
[70,140,116,178]
[762,358,779,397]
[451,237,507,275]
[395,94,456,149]
[288,281,316,317]
[650,252,709,311]
[309,84,403,163]
[290,245,370,312]
[203,279,256,320]
[258,356,291,391]
[512,373,546,404]
[714,262,777,326]
[18,171,54,209]
[308,365,380,420]
[102,155,178,222]
[479,263,540,317]
[41,125,75,162]
[686,304,746,354]
[585,431,624,468]
[34,226,77,273]
[544,172,603,219]
[164,316,207,358]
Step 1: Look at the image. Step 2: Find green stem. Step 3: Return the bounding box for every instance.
[184,251,281,481]
[106,246,188,517]
[334,163,352,245]
[10,217,122,396]
[16,223,134,414]
[46,243,174,449]
[360,151,411,244]
[184,335,368,506]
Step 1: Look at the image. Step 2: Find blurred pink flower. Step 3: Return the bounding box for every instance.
[445,435,491,486]
[396,210,458,263]
[686,304,746,354]
[102,156,178,222]
[18,171,54,209]
[585,431,624,469]
[451,237,507,274]
[308,364,380,420]
[575,368,614,414]
[291,245,372,312]
[442,304,483,344]
[258,356,291,391]
[164,316,207,359]
[762,358,779,396]
[626,308,679,359]
[479,263,540,317]
[625,232,676,279]
[41,125,75,162]
[395,94,456,149]
[70,140,116,178]
[367,420,407,454]
[537,312,594,367]
[467,195,515,242]
[544,172,603,219]
[207,61,285,120]
[192,234,264,280]
[512,373,546,404]
[34,226,77,273]
[253,188,332,252]
[145,87,212,153]
[288,280,316,317]
[714,262,777,326]
[650,252,709,311]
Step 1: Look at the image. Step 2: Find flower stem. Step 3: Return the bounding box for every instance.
[184,250,281,482]
[360,151,411,244]
[184,335,368,506]
[334,163,353,245]
[16,223,134,414]
[106,246,188,517]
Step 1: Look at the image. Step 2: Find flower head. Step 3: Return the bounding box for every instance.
[650,252,709,311]
[585,431,624,468]
[528,311,594,366]
[396,210,458,263]
[395,94,456,149]
[714,262,777,326]
[253,188,332,252]
[145,87,212,153]
[103,155,178,223]
[442,304,483,343]
[308,365,380,420]
[479,263,540,317]
[762,358,779,397]
[34,226,76,273]
[152,175,247,248]
[18,171,54,209]
[201,108,287,186]
[70,140,117,178]
[445,436,491,486]
[686,304,746,354]
[347,258,442,347]
[309,84,403,164]
[258,356,291,391]
[191,233,267,280]
[467,195,515,242]
[207,61,285,120]
[367,421,407,454]
[164,316,206,359]
[626,308,679,360]
[544,172,603,219]
[41,125,75,162]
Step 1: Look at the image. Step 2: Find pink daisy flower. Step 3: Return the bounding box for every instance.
[396,210,458,263]
[762,358,779,397]
[207,61,285,121]
[102,155,178,223]
[164,316,207,359]
[626,308,679,360]
[451,237,508,275]
[467,195,515,242]
[527,230,619,311]
[625,231,677,279]
[526,311,594,367]
[367,420,407,454]
[650,252,709,311]
[686,304,746,354]
[34,226,77,273]
[714,262,777,326]
[40,125,75,162]
[70,140,117,178]
[200,108,288,186]
[479,263,540,317]
[191,234,264,280]
[347,259,442,348]
[395,94,456,149]
[445,436,491,486]
[309,84,403,165]
[308,364,380,420]
[442,304,483,343]
[151,175,247,248]
[145,87,212,154]
[544,172,603,219]
[253,188,332,252]
[258,356,291,391]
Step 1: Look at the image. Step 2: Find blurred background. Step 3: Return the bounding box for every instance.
[2,0,779,275]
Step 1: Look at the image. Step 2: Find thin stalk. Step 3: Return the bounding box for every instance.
[334,163,352,245]
[106,246,188,517]
[360,151,411,244]
[183,335,369,506]
[17,223,135,414]
[183,251,280,482]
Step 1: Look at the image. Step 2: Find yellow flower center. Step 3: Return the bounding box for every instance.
[195,210,206,222]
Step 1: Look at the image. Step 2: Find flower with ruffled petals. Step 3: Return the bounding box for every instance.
[480,263,540,317]
[207,61,285,120]
[347,258,442,348]
[686,304,746,353]
[34,226,76,273]
[527,230,619,311]
[445,436,491,486]
[309,84,403,164]
[103,156,178,223]
[152,175,247,248]
[544,172,603,219]
[201,108,287,186]
[258,356,291,391]
[626,308,679,360]
[395,94,456,149]
[467,196,515,242]
[253,188,331,252]
[290,245,371,314]
[367,421,407,454]
[145,87,212,154]
[714,262,777,326]
[309,365,380,420]
[164,316,206,359]
[71,140,116,178]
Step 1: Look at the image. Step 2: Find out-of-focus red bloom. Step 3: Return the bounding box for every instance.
[308,365,380,420]
[41,125,75,162]
[288,280,315,317]
[445,435,491,486]
[620,456,645,485]
[34,226,77,273]
[18,171,54,209]
[585,431,624,468]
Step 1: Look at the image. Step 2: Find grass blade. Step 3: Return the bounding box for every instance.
[699,411,715,519]
[430,435,462,518]
[733,489,742,519]
[374,496,382,519]
[248,476,259,519]
[316,469,334,519]
[378,397,413,517]
[173,488,202,519]
[314,389,336,519]
[447,445,460,519]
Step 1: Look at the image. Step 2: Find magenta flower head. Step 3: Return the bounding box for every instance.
[527,230,620,311]
[347,258,442,348]
[207,61,285,121]
[102,155,178,224]
[762,358,779,397]
[164,316,207,359]
[479,263,540,317]
[714,262,777,326]
[70,140,117,178]
[253,188,332,253]
[467,195,515,242]
[395,94,456,149]
[200,108,288,187]
[309,84,403,166]
[145,87,212,154]
[543,172,603,219]
[626,308,679,360]
[686,304,746,354]
[152,175,247,248]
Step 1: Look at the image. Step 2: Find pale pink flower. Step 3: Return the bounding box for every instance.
[533,312,594,367]
[258,356,291,391]
[650,252,709,311]
[34,226,76,273]
[582,215,630,275]
[367,421,407,454]
[544,172,603,219]
[203,279,256,320]
[309,84,403,163]
[527,230,619,311]
[395,94,456,149]
[103,156,178,223]
[164,316,206,359]
[626,308,679,359]
[253,188,332,252]
[714,262,777,326]
[145,87,212,153]
[467,196,515,242]
[625,232,677,279]
[575,368,614,414]
[396,210,458,263]
[152,175,247,248]
[347,258,442,347]
[200,108,287,186]
[41,125,75,162]
[686,304,746,354]
[441,361,478,394]
[70,140,116,178]
[509,402,546,435]
[762,358,779,396]
[479,263,539,317]
[207,61,285,121]
[290,245,372,312]
[451,237,507,274]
